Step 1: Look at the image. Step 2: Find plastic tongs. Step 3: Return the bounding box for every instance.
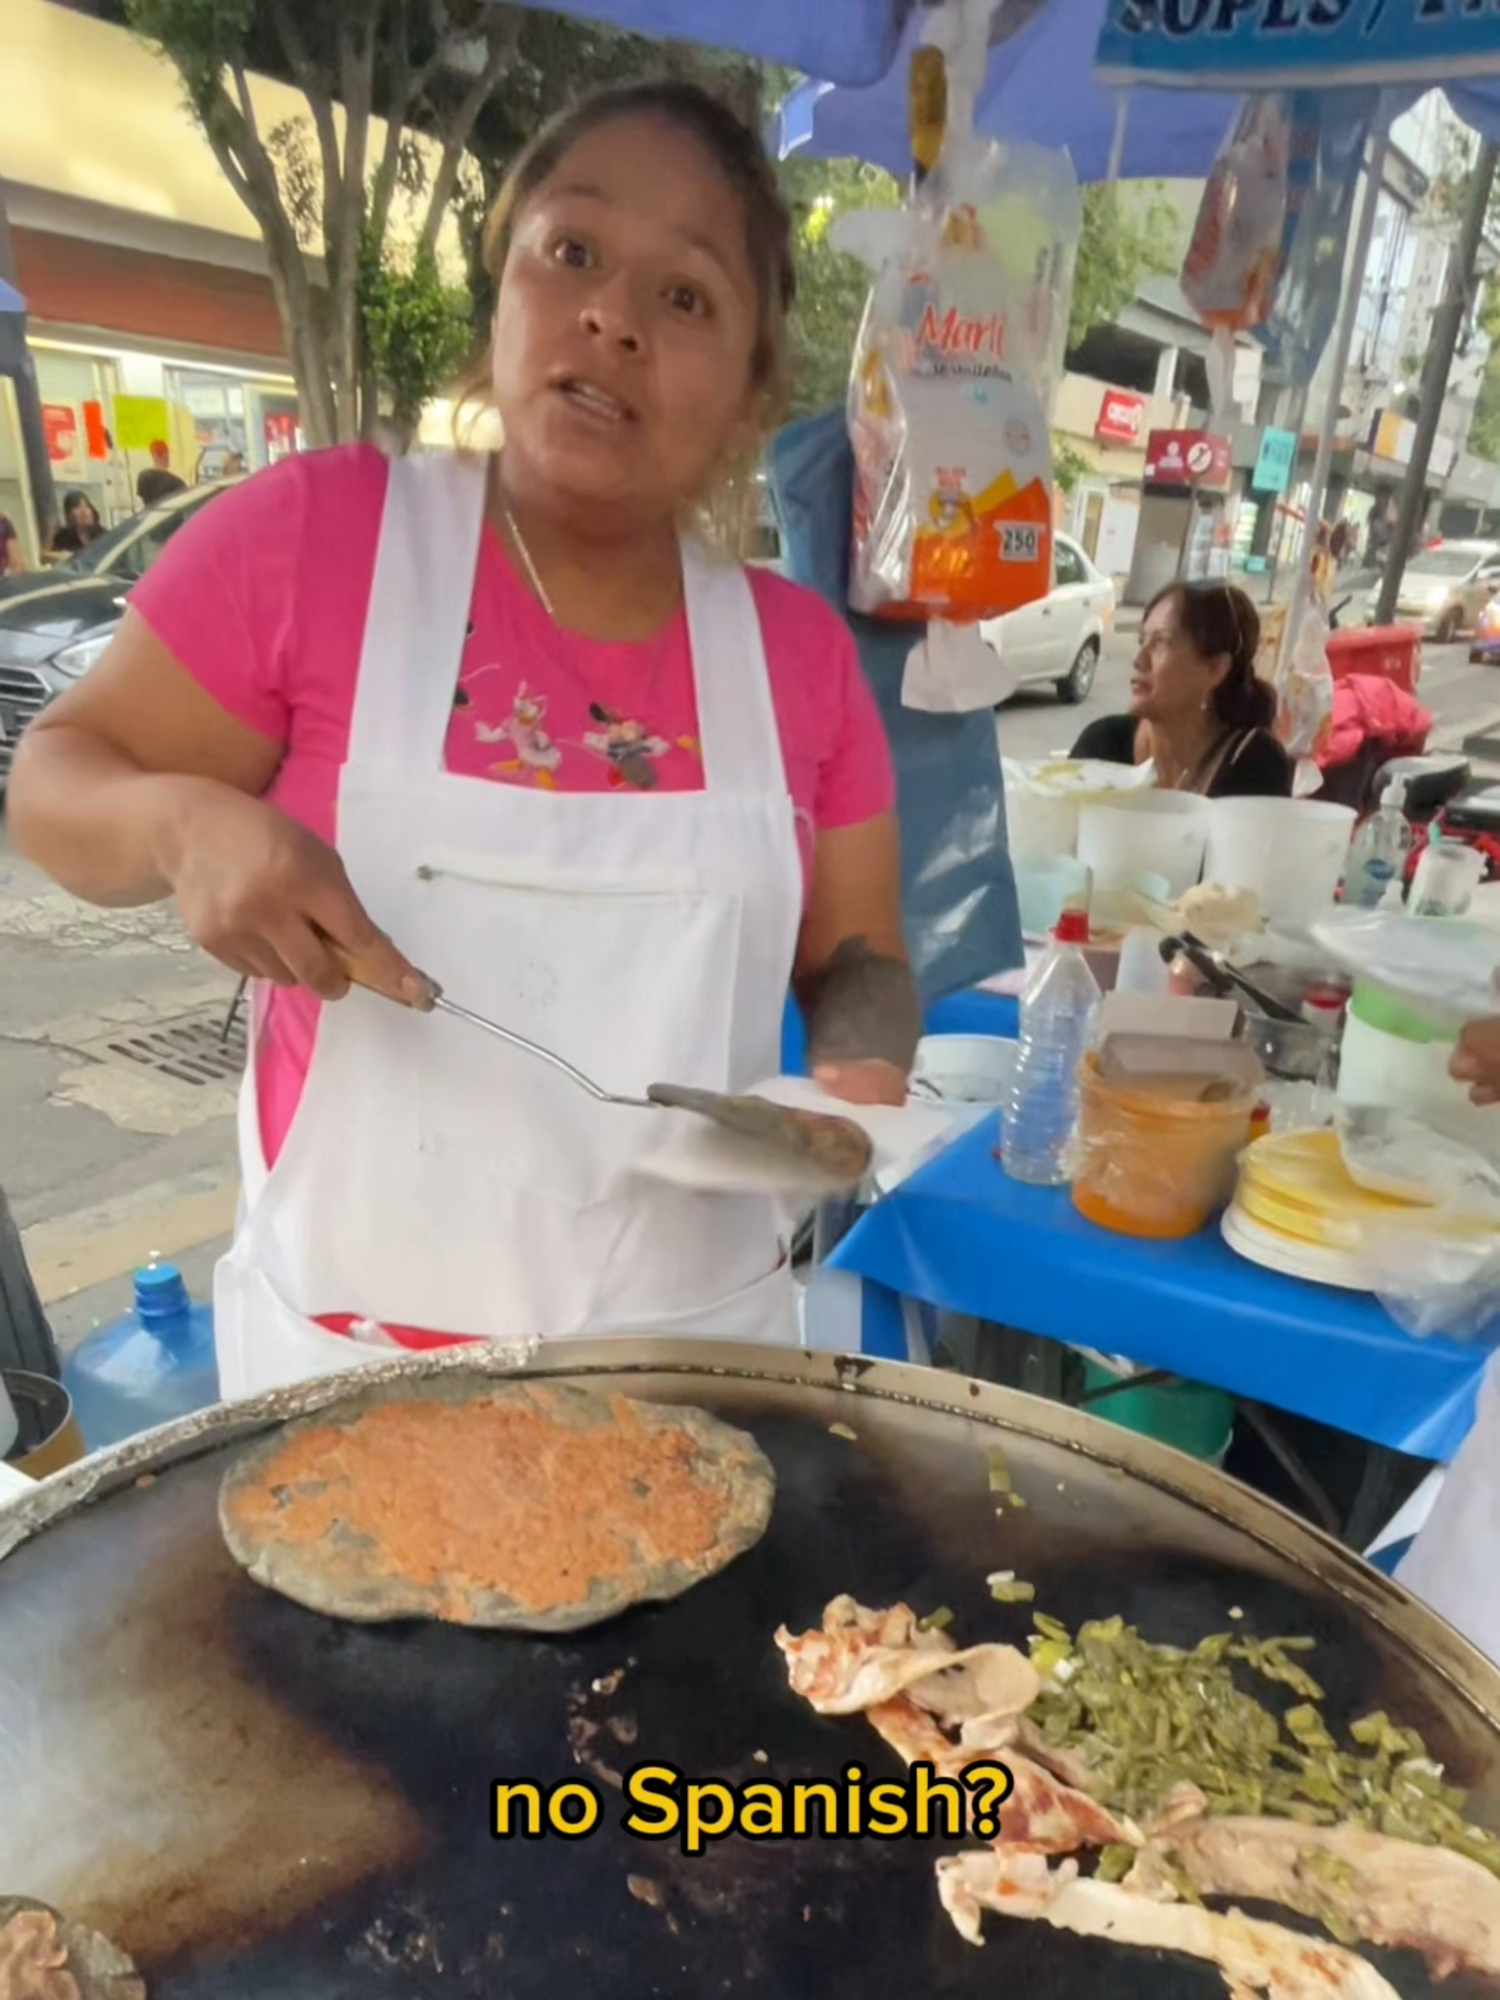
[1157,932,1303,1023]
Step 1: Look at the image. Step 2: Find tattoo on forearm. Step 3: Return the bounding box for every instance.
[797,935,921,1073]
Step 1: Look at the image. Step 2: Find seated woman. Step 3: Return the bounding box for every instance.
[1072,580,1292,799]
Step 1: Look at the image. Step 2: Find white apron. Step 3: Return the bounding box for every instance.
[1395,1349,1500,1665]
[215,450,803,1399]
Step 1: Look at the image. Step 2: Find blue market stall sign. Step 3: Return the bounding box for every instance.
[1252,427,1297,495]
[1095,0,1500,91]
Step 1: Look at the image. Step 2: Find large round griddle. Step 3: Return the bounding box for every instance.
[2,1338,1498,2000]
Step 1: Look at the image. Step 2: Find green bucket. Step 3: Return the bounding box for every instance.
[1080,1359,1235,1467]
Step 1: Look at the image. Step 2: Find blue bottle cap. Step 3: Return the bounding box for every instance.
[134,1263,190,1319]
[136,1262,184,1294]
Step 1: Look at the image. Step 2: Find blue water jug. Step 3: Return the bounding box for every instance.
[62,1263,219,1453]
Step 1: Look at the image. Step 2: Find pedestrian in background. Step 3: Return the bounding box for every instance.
[0,512,23,577]
[49,491,103,556]
[137,441,186,508]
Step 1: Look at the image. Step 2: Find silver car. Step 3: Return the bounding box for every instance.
[0,481,237,784]
[980,532,1116,704]
[1365,539,1500,642]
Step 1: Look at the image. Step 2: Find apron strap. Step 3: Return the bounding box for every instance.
[348,449,488,772]
[681,538,789,799]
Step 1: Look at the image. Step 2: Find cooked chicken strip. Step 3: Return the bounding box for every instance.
[935,1848,1401,2000]
[1138,1815,1500,1981]
[775,1595,1039,1721]
[866,1693,1139,1852]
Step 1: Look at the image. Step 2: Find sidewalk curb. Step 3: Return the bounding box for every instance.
[21,1167,239,1305]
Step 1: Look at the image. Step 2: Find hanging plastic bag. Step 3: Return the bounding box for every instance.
[1270,600,1335,791]
[1253,92,1376,392]
[845,140,1078,632]
[1182,97,1292,334]
[1182,96,1293,422]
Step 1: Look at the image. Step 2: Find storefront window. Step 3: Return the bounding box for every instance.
[167,367,251,480]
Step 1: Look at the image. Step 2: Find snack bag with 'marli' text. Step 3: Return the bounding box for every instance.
[847,161,1072,627]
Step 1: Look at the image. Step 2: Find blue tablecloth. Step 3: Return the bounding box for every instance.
[830,1112,1493,1463]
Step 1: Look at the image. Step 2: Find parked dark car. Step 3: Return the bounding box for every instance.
[0,480,238,786]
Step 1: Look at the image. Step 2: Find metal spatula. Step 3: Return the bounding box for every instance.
[325,940,874,1190]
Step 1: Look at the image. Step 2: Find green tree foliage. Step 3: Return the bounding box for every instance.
[1068,182,1180,354]
[359,237,472,440]
[779,157,899,419]
[1051,433,1093,498]
[122,0,539,446]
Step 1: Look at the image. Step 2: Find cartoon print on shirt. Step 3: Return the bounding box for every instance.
[581,702,677,791]
[479,680,563,788]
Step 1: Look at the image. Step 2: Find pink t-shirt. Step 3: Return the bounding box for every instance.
[132,445,894,1167]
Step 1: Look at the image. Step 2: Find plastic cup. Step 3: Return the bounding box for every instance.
[1204,798,1356,927]
[1078,793,1208,901]
[1072,1055,1256,1240]
[1410,843,1487,919]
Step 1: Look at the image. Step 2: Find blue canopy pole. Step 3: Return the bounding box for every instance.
[1283,105,1394,670]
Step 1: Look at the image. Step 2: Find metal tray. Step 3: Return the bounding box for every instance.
[2,1338,1497,1999]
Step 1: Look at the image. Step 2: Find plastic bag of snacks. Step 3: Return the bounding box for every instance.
[844,137,1079,628]
[1182,97,1292,334]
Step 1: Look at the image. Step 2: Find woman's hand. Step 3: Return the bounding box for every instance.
[815,1059,909,1108]
[158,780,420,1002]
[1451,1020,1500,1107]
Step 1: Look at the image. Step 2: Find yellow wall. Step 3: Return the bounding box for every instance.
[3,0,461,269]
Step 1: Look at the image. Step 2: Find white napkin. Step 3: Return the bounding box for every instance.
[902,622,1019,714]
[630,1076,983,1198]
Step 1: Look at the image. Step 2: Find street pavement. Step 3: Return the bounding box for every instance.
[0,630,1496,1352]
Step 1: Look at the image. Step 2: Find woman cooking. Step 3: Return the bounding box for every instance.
[8,82,919,1399]
[1071,580,1293,799]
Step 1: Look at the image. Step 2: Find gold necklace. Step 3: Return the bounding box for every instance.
[500,502,559,621]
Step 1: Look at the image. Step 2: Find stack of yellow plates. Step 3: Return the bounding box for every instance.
[1236,1130,1421,1253]
[1223,1129,1426,1290]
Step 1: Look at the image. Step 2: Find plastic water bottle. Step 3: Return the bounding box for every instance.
[1002,911,1101,1187]
[62,1263,219,1454]
[1343,775,1412,909]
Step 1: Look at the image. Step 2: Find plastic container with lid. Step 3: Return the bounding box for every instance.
[1072,1054,1256,1239]
[61,1263,219,1455]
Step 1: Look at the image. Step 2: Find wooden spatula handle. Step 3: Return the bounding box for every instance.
[311,925,441,1013]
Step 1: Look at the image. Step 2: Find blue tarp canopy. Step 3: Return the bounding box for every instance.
[536,0,1500,174]
[776,0,1500,175]
[0,280,24,315]
[510,0,917,87]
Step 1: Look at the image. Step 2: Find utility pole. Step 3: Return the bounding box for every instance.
[1375,141,1500,627]
[0,176,58,552]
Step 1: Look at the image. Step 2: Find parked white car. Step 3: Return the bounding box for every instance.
[980,532,1116,704]
[1364,539,1500,641]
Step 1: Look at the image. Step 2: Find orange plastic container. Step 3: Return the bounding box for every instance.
[1071,1056,1255,1241]
[1325,625,1422,695]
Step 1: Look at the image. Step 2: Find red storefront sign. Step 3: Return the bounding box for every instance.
[1144,429,1233,494]
[42,402,78,462]
[1096,389,1146,446]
